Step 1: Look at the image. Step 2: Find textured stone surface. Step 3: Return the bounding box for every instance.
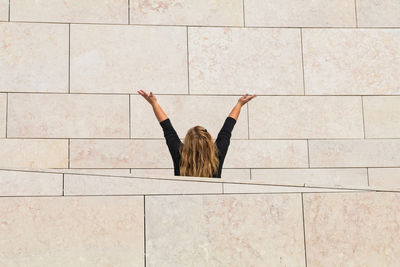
[0,22,69,93]
[0,196,144,266]
[188,27,303,95]
[0,0,7,21]
[8,93,130,138]
[303,192,400,266]
[303,29,400,95]
[11,0,128,23]
[245,0,356,27]
[146,194,306,266]
[357,0,400,27]
[70,24,187,94]
[130,0,243,26]
[0,93,5,137]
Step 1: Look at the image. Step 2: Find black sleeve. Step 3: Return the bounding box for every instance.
[160,118,183,163]
[215,116,237,162]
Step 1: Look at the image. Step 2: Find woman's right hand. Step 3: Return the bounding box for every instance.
[238,93,257,106]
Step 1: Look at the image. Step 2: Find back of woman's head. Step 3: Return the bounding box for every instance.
[179,125,220,177]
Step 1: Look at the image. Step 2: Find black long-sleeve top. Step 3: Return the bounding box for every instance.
[159,116,237,178]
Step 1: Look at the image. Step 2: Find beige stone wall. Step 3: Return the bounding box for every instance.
[1,2,400,264]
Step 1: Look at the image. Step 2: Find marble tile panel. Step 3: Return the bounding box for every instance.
[146,193,305,266]
[309,139,400,167]
[0,0,7,21]
[303,192,400,266]
[7,93,129,138]
[189,27,303,95]
[245,0,356,27]
[70,24,187,94]
[0,22,69,93]
[0,169,62,196]
[303,29,400,95]
[223,183,363,193]
[249,96,364,139]
[11,0,128,24]
[0,196,144,266]
[251,168,368,187]
[368,168,400,189]
[130,0,243,26]
[357,0,400,27]
[0,139,68,168]
[363,96,400,138]
[131,168,251,180]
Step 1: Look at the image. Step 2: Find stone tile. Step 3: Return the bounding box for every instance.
[0,139,68,168]
[70,24,187,94]
[189,27,303,95]
[131,95,248,139]
[0,0,7,21]
[0,22,69,93]
[71,139,308,169]
[0,93,5,137]
[303,29,400,95]
[223,183,363,193]
[11,0,128,24]
[309,139,400,167]
[0,169,62,196]
[224,140,308,168]
[363,96,400,138]
[368,168,400,189]
[70,139,171,168]
[146,194,305,266]
[64,174,221,195]
[245,0,355,27]
[0,196,144,266]
[130,0,243,26]
[131,168,251,180]
[8,93,129,138]
[303,192,400,266]
[249,96,364,139]
[357,0,400,27]
[251,168,368,187]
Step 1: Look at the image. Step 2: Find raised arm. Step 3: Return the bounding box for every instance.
[137,90,168,122]
[229,93,257,120]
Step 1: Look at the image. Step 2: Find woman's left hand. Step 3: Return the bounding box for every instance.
[137,90,157,105]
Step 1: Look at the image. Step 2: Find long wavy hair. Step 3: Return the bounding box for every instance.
[179,125,220,177]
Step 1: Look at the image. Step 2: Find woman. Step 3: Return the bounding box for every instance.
[137,90,257,178]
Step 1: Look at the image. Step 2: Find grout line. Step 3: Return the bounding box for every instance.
[129,94,131,138]
[68,139,70,168]
[366,167,370,186]
[247,102,250,139]
[8,0,10,21]
[186,26,190,94]
[222,183,224,193]
[144,195,146,267]
[301,193,308,267]
[5,93,8,138]
[354,0,358,28]
[5,20,400,29]
[300,28,306,95]
[249,168,252,180]
[62,173,65,196]
[128,0,130,25]
[361,96,366,138]
[4,91,400,97]
[307,139,310,168]
[242,0,245,27]
[68,24,71,93]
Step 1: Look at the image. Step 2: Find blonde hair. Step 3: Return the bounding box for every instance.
[179,125,220,177]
